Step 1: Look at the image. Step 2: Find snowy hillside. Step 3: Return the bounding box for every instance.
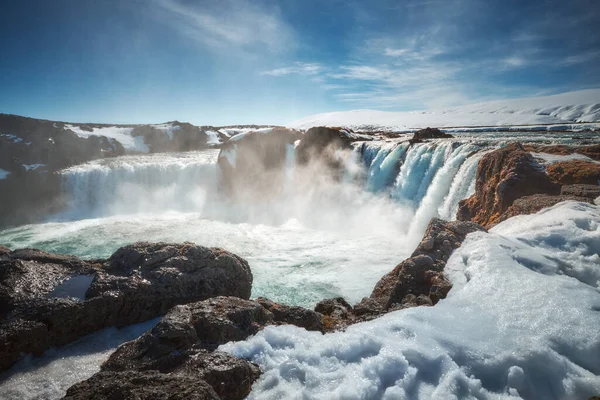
[289,89,600,131]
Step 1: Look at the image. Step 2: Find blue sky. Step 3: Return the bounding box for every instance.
[1,0,599,125]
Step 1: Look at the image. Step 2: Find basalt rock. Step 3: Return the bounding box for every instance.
[561,184,600,199]
[409,127,453,144]
[0,243,252,372]
[499,193,593,222]
[364,218,485,314]
[545,160,600,185]
[217,127,302,200]
[457,143,560,228]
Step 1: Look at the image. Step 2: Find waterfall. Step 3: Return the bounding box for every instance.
[60,151,219,218]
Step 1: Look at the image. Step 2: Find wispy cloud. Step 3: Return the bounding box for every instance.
[262,63,324,77]
[149,0,294,54]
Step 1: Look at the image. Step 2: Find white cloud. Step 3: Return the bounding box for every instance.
[262,63,324,77]
[149,0,294,53]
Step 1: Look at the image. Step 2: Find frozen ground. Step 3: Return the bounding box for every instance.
[222,201,600,400]
[289,89,600,131]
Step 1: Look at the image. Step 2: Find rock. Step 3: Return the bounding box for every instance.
[256,297,324,332]
[0,243,252,372]
[0,244,10,255]
[217,127,302,200]
[522,144,600,161]
[561,184,600,199]
[457,143,560,228]
[369,219,485,311]
[295,126,356,165]
[314,297,355,331]
[409,127,453,144]
[499,194,593,222]
[545,160,600,185]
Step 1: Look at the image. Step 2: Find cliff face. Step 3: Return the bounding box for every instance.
[456,143,560,227]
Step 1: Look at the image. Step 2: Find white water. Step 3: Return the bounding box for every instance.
[0,137,488,399]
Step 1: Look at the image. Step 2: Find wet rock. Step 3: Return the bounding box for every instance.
[217,127,301,200]
[561,184,600,199]
[295,126,356,165]
[314,297,354,331]
[0,243,252,372]
[499,193,593,222]
[369,219,485,311]
[457,143,560,228]
[545,160,600,185]
[256,297,324,332]
[409,127,453,144]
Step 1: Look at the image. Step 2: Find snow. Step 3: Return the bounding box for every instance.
[0,133,30,145]
[64,124,149,153]
[0,168,10,179]
[151,123,181,140]
[220,146,237,167]
[229,128,274,142]
[289,89,600,131]
[222,201,600,399]
[205,130,221,145]
[530,152,598,164]
[23,164,46,172]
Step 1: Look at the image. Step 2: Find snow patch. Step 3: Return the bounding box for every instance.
[64,124,149,153]
[0,168,11,179]
[23,164,46,172]
[530,152,598,164]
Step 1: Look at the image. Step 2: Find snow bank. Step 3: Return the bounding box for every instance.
[64,125,149,153]
[289,89,600,131]
[221,201,600,400]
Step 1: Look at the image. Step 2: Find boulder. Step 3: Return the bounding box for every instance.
[561,184,600,199]
[545,160,600,185]
[295,126,355,165]
[217,128,301,199]
[457,143,560,228]
[257,297,324,332]
[0,243,252,372]
[314,297,355,331]
[409,127,453,144]
[366,219,485,312]
[499,193,593,222]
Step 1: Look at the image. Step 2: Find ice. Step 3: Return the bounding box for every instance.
[0,168,10,179]
[289,88,600,130]
[222,201,600,400]
[64,124,149,153]
[0,319,157,400]
[48,274,95,301]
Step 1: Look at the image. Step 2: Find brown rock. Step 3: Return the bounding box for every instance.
[409,127,453,144]
[457,143,560,228]
[523,144,600,161]
[545,160,600,185]
[256,297,324,332]
[561,184,600,199]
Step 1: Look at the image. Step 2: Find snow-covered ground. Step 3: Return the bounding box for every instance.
[222,201,600,400]
[289,89,600,131]
[64,124,149,153]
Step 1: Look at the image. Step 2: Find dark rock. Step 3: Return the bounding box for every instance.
[457,143,560,228]
[369,219,485,311]
[295,126,355,166]
[0,245,10,255]
[0,243,252,372]
[217,127,302,200]
[409,127,453,144]
[314,297,354,331]
[561,184,600,199]
[499,194,592,222]
[545,160,600,185]
[256,297,324,332]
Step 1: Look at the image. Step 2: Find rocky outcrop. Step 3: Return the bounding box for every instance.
[315,219,485,328]
[499,194,593,222]
[66,296,325,399]
[545,160,600,185]
[295,126,355,165]
[457,143,560,228]
[561,184,600,199]
[0,242,252,372]
[409,127,453,144]
[362,219,485,314]
[217,128,302,199]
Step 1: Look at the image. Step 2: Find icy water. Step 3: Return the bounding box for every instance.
[1,132,599,399]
